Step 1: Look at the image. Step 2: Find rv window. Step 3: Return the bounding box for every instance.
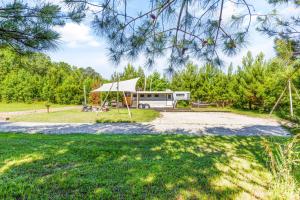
[176,93,185,97]
[154,94,159,97]
[140,94,144,97]
[147,94,152,97]
[167,94,172,100]
[133,94,137,97]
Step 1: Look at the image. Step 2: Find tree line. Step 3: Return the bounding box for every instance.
[171,53,288,111]
[1,42,300,119]
[170,40,300,119]
[0,47,102,104]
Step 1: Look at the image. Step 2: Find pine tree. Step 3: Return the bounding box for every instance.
[0,1,83,52]
[234,52,267,110]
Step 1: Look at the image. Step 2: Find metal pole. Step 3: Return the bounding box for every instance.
[144,76,147,91]
[288,79,294,117]
[83,85,87,105]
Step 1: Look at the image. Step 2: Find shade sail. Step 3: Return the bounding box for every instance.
[92,78,139,92]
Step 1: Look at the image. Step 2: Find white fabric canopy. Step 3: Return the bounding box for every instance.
[92,78,139,92]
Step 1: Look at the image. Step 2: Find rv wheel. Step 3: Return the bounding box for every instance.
[144,104,150,109]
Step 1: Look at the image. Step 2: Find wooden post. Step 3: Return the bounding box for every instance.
[123,91,132,119]
[288,79,294,117]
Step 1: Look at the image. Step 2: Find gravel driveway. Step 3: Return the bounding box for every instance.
[0,112,290,136]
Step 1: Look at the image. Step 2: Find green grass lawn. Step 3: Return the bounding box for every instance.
[0,133,296,199]
[10,108,160,123]
[0,102,74,112]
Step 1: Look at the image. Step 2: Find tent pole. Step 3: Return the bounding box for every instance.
[137,92,139,109]
[83,85,87,105]
[291,81,300,101]
[117,73,119,113]
[123,91,132,119]
[269,84,287,116]
[288,79,294,117]
[97,82,114,116]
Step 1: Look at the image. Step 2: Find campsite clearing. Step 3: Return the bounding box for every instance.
[9,108,160,123]
[0,133,297,199]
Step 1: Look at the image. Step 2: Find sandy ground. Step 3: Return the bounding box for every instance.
[0,112,290,136]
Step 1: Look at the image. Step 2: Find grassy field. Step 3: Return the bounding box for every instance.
[0,102,74,112]
[10,108,160,123]
[0,133,296,199]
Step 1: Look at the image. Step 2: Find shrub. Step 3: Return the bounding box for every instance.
[263,135,300,200]
[96,119,135,123]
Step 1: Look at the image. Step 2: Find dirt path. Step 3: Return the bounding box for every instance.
[0,106,81,120]
[0,112,290,136]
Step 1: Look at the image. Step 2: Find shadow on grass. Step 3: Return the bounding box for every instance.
[0,134,289,199]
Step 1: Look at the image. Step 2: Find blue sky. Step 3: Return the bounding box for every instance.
[48,0,298,78]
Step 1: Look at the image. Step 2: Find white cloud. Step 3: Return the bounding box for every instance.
[277,4,299,18]
[55,23,101,48]
[222,1,246,24]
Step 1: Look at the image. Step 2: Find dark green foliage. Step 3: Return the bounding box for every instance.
[146,71,170,91]
[171,62,235,106]
[171,51,300,119]
[0,47,102,104]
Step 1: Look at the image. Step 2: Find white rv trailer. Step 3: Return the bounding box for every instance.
[130,90,190,108]
[92,78,190,109]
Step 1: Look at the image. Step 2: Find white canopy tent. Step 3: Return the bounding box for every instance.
[92,78,139,92]
[92,78,139,119]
